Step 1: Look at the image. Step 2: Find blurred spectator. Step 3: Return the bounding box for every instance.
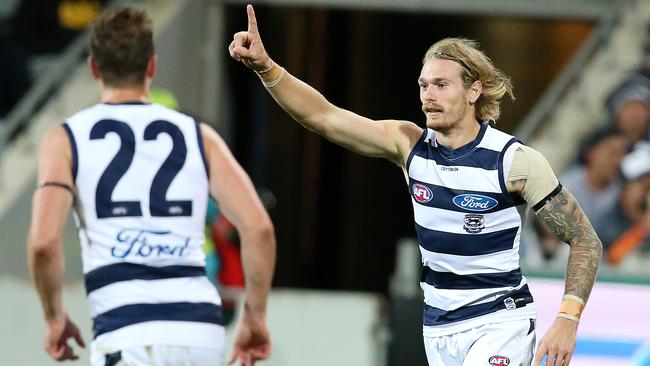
[607,142,650,268]
[211,212,244,289]
[561,129,630,248]
[606,69,650,143]
[200,198,244,326]
[203,198,221,286]
[207,187,276,325]
[535,129,630,259]
[209,207,243,326]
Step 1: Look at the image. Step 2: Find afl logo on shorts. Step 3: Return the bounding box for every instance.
[412,184,433,204]
[489,355,510,366]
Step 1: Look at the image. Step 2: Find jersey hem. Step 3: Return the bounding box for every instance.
[422,305,536,337]
[93,321,225,351]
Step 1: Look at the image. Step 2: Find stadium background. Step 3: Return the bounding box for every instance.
[0,0,649,365]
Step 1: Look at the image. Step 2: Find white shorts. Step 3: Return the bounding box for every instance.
[90,344,224,366]
[423,318,535,366]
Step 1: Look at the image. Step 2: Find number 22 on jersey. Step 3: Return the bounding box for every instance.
[90,119,192,218]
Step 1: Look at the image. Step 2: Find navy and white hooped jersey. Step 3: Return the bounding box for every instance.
[63,102,224,350]
[406,123,536,337]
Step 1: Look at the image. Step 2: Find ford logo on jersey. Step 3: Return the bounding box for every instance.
[112,228,190,259]
[412,184,433,203]
[453,194,498,211]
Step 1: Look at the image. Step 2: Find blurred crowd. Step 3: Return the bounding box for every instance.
[0,0,106,118]
[532,67,650,274]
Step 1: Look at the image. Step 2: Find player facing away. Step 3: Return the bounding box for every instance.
[229,5,601,366]
[28,7,275,366]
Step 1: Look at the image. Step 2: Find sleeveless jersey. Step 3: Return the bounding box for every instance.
[63,102,224,350]
[406,123,536,337]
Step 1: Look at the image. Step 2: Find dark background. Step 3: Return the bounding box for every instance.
[223,5,592,293]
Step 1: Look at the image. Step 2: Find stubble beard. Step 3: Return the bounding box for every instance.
[425,113,458,134]
[424,103,473,134]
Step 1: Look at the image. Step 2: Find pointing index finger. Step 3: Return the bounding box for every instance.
[247,4,258,34]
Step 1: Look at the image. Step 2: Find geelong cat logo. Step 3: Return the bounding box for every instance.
[463,214,485,233]
[489,355,510,366]
[412,184,433,203]
[453,194,498,211]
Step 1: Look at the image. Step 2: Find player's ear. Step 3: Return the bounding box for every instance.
[469,80,482,105]
[88,56,100,80]
[146,55,157,79]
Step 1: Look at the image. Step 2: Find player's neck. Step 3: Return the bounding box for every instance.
[100,84,149,104]
[435,117,482,150]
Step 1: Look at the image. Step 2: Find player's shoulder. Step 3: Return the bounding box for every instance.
[198,122,225,149]
[512,144,556,178]
[515,144,547,161]
[383,119,424,143]
[381,119,425,162]
[42,124,69,144]
[482,124,517,147]
[38,125,72,164]
[383,118,421,132]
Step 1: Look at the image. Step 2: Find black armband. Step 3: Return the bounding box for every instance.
[532,183,563,212]
[37,181,76,198]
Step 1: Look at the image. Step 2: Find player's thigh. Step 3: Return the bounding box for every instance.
[463,319,535,366]
[153,345,224,366]
[186,346,224,366]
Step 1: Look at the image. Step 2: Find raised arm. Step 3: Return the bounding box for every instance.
[200,123,275,365]
[507,146,602,366]
[28,126,86,361]
[228,4,421,166]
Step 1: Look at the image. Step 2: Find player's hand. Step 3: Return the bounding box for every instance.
[228,312,271,366]
[228,4,273,73]
[532,317,578,366]
[45,313,86,361]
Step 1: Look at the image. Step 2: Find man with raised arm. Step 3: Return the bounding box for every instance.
[229,5,601,366]
[28,7,275,366]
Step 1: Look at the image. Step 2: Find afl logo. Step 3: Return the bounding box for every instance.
[489,356,510,366]
[412,184,433,203]
[453,194,498,212]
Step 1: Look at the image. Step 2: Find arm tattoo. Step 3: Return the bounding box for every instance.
[535,188,603,302]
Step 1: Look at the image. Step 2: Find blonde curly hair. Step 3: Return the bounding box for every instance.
[423,38,514,123]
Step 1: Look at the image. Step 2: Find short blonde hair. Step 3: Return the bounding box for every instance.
[423,38,514,123]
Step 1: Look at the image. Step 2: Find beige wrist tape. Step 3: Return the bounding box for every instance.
[558,294,585,322]
[255,62,274,75]
[258,63,286,88]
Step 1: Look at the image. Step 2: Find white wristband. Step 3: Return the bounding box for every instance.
[557,313,580,323]
[255,61,274,76]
